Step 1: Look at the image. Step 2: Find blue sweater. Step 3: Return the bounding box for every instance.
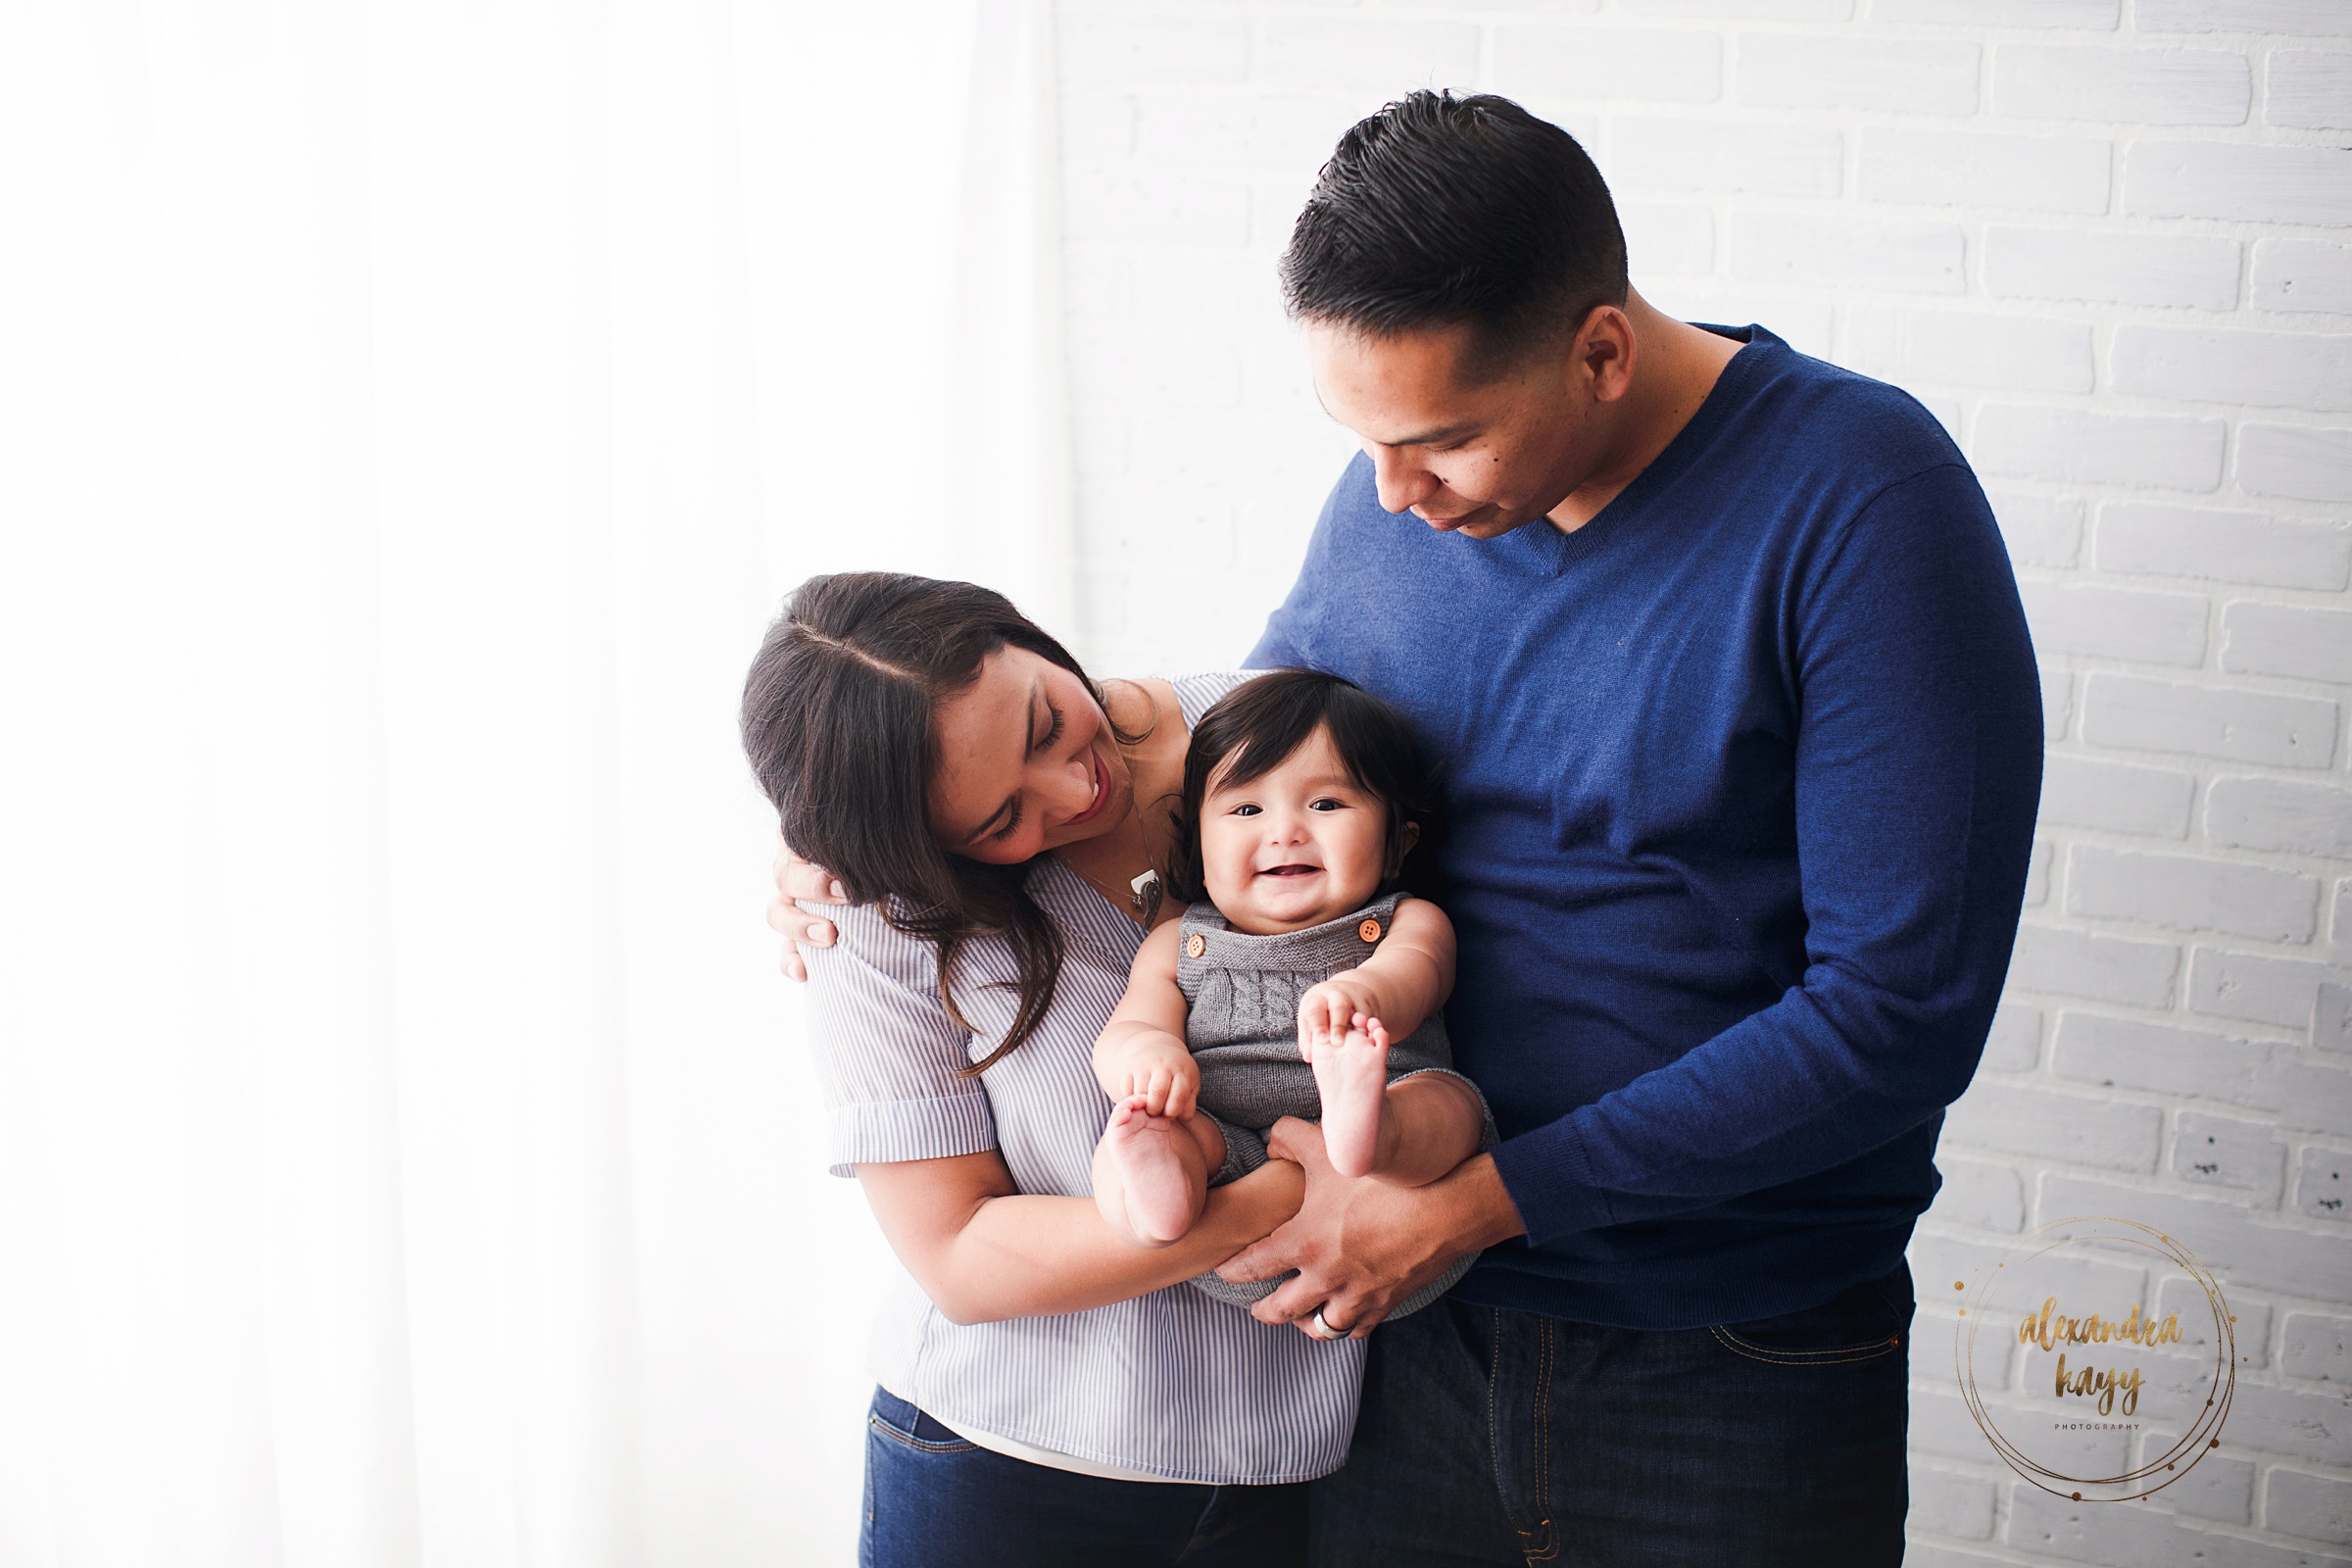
[1249,326,2042,1330]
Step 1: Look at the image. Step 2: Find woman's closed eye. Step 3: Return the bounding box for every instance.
[982,705,1070,843]
[1032,705,1064,756]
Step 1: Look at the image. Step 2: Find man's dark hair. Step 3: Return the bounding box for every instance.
[1280,90,1629,377]
[1163,669,1442,906]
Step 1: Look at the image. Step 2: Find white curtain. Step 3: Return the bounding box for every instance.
[0,3,1066,1565]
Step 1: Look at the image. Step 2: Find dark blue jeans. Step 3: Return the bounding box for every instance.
[860,1389,1309,1568]
[1309,1263,1914,1566]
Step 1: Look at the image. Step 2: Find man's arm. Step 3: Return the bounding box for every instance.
[1224,1118,1524,1335]
[1227,462,2041,1321]
[1486,464,2041,1244]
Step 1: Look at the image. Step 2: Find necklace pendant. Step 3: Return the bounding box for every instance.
[1129,868,1163,927]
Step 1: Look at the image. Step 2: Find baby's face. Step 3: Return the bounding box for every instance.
[1199,724,1395,936]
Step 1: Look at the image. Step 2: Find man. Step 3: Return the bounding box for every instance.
[777,91,2038,1565]
[1202,91,2040,1565]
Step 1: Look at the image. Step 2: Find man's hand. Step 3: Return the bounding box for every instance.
[1297,974,1385,1057]
[767,839,846,982]
[1218,1116,1526,1338]
[1107,1035,1202,1120]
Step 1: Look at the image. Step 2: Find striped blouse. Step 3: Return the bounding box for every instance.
[803,671,1363,1486]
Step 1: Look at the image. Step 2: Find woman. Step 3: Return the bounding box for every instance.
[739,573,1356,1567]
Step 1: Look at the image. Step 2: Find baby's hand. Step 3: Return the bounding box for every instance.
[1113,1038,1200,1120]
[1298,976,1384,1059]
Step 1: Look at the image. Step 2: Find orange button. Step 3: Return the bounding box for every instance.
[1186,933,1206,958]
[1358,919,1382,943]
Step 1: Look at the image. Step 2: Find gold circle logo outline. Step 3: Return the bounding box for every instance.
[1953,1214,2234,1503]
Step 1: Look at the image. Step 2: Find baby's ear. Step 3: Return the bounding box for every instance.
[1389,819,1421,875]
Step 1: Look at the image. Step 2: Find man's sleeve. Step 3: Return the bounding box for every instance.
[1488,463,2045,1245]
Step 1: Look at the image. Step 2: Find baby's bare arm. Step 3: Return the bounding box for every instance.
[1298,898,1457,1048]
[1092,921,1202,1118]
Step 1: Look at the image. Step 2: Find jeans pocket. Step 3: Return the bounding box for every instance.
[1708,1267,1912,1367]
[867,1389,980,1454]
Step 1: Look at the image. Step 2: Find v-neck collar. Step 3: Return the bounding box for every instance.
[1503,322,1778,578]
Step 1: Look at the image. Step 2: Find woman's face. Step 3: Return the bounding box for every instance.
[928,647,1130,865]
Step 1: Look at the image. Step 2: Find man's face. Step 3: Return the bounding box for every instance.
[1304,318,1605,540]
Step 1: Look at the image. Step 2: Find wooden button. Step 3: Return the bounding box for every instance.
[1358,919,1382,943]
[1186,932,1206,958]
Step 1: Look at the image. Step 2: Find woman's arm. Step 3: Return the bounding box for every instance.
[858,1151,1303,1324]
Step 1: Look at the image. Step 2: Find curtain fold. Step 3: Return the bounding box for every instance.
[0,4,1065,1564]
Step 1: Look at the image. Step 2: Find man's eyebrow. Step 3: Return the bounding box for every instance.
[955,679,1043,847]
[1380,419,1479,448]
[1310,382,1479,449]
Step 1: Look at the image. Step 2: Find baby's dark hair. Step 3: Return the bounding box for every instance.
[1163,669,1440,906]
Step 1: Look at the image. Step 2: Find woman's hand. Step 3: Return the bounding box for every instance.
[1215,1117,1525,1339]
[767,839,846,981]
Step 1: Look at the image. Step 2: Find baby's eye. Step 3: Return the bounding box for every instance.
[1230,804,1261,817]
[1308,798,1348,812]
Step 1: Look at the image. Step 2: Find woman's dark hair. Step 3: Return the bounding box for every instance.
[739,573,1142,1073]
[1280,89,1628,379]
[1163,670,1440,907]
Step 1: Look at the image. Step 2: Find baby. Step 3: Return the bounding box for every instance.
[1090,669,1488,1309]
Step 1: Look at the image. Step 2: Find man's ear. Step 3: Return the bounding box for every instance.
[1575,304,1637,405]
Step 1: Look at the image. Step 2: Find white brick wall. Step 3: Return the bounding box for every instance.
[1052,2,2351,1559]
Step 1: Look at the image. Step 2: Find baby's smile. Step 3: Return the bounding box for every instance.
[1200,724,1393,936]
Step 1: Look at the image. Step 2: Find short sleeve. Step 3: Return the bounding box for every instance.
[803,899,996,1177]
[1164,669,1259,729]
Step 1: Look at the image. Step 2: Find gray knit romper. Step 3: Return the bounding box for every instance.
[1177,891,1494,1315]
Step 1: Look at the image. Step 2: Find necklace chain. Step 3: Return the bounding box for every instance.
[1064,787,1170,930]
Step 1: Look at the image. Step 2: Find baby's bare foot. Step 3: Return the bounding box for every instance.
[1102,1097,1202,1245]
[1313,1015,1391,1179]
